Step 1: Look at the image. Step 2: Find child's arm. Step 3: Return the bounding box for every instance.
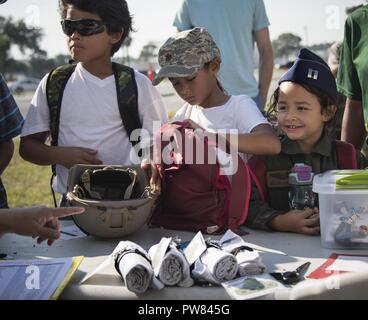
[0,206,84,245]
[183,120,280,155]
[20,132,102,168]
[141,157,161,194]
[233,124,281,155]
[0,140,14,176]
[269,208,320,236]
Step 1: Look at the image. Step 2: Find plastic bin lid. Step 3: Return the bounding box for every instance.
[313,169,368,194]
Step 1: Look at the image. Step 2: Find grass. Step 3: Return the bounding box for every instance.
[2,139,54,208]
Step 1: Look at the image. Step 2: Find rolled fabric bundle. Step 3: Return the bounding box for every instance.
[149,243,194,287]
[219,230,266,277]
[192,247,238,285]
[114,241,163,294]
[235,249,266,277]
[159,252,182,286]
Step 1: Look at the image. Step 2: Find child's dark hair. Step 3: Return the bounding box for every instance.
[59,0,133,56]
[268,83,337,134]
[203,61,226,93]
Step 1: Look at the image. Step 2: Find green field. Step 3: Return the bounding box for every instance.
[2,139,55,208]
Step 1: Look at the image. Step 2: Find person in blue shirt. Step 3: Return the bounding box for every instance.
[0,73,24,208]
[173,0,274,110]
[0,0,86,246]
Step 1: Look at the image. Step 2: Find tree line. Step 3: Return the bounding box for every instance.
[1,14,341,79]
[0,15,72,79]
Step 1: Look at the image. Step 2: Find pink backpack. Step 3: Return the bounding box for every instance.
[150,122,251,234]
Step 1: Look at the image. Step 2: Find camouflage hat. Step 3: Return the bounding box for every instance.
[152,27,221,86]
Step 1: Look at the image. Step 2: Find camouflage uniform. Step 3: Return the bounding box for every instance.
[245,133,368,231]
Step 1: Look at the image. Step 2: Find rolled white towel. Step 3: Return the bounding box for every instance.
[114,241,163,294]
[192,247,238,285]
[235,250,266,276]
[219,230,266,277]
[149,243,194,287]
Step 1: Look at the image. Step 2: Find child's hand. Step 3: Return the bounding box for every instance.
[270,207,320,235]
[183,119,204,130]
[57,147,103,168]
[5,206,85,245]
[35,216,60,246]
[141,158,161,195]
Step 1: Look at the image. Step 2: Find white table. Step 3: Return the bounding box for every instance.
[1,223,368,300]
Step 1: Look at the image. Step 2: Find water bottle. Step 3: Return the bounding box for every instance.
[288,163,316,210]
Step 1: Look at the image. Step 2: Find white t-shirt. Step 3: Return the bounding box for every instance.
[172,95,269,161]
[21,63,168,193]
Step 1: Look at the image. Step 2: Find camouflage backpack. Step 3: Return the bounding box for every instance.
[46,62,141,206]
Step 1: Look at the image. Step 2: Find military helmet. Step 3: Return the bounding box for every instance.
[66,164,157,238]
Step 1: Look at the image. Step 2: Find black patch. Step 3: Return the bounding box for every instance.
[267,170,290,188]
[165,53,173,62]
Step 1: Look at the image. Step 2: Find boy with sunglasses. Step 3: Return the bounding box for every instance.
[19,0,167,205]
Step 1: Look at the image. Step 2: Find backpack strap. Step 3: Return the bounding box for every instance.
[46,64,76,207]
[209,137,251,232]
[335,140,358,169]
[247,155,267,202]
[46,64,77,148]
[112,62,141,146]
[228,160,251,230]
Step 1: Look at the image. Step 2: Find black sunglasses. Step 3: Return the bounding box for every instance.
[61,19,106,37]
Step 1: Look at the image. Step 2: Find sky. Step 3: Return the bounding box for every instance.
[0,0,366,59]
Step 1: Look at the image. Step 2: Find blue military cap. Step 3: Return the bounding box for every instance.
[279,48,337,102]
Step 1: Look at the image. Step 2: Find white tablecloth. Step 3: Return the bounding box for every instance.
[1,222,368,300]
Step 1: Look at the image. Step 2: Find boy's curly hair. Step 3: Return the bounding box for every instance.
[59,0,133,56]
[267,83,338,136]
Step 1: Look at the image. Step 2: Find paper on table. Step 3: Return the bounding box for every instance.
[220,229,287,256]
[79,256,111,284]
[60,225,87,240]
[222,274,284,300]
[0,257,83,300]
[239,241,287,256]
[326,255,368,273]
[150,237,172,277]
[183,231,207,265]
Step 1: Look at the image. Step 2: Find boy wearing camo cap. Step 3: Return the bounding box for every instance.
[153,27,280,161]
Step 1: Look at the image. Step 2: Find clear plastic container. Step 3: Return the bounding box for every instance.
[313,170,368,249]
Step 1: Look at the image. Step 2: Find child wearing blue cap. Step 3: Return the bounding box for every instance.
[245,48,368,235]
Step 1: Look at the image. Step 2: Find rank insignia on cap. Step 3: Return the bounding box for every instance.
[165,53,173,62]
[307,68,319,80]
